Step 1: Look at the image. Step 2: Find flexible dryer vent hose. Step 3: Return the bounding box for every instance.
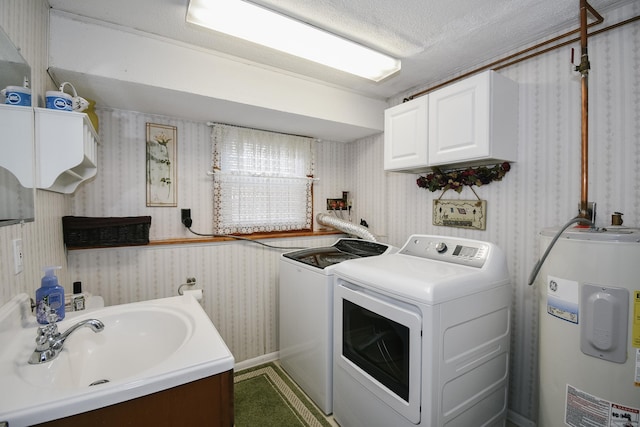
[316,213,377,242]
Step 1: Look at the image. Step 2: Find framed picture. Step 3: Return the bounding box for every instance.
[146,123,177,207]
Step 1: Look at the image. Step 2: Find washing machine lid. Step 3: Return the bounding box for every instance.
[282,238,392,269]
[334,235,509,304]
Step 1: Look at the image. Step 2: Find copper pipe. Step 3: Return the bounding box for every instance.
[578,0,591,219]
[408,2,605,101]
[493,15,640,71]
[580,73,589,217]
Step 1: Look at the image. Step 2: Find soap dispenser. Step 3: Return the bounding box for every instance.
[36,266,65,324]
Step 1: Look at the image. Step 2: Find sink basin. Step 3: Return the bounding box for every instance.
[18,306,191,389]
[0,294,234,426]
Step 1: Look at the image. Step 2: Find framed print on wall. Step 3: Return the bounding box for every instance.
[146,123,177,207]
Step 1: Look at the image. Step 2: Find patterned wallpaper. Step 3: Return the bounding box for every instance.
[0,1,638,424]
[0,0,70,308]
[68,108,352,239]
[68,235,340,362]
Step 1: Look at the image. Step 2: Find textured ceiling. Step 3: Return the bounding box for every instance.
[47,0,635,100]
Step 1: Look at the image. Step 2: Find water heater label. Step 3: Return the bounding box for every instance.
[546,275,579,324]
[565,384,639,427]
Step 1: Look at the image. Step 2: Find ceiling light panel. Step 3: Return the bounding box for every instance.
[186,0,401,81]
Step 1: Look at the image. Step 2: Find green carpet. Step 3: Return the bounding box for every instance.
[234,362,332,427]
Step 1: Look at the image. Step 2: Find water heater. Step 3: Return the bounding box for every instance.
[538,227,640,427]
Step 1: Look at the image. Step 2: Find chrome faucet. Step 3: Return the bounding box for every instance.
[29,306,104,365]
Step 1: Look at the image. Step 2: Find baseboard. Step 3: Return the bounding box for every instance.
[234,351,280,371]
[507,410,536,427]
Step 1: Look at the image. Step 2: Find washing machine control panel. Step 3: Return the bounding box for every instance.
[398,235,490,268]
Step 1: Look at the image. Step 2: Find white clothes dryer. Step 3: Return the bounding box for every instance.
[279,238,395,414]
[332,235,511,427]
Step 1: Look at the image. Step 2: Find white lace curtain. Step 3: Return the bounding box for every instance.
[211,123,315,234]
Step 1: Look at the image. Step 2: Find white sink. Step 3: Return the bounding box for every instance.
[0,294,234,427]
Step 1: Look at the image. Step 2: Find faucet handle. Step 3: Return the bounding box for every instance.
[34,327,50,351]
[45,309,59,325]
[35,304,60,345]
[38,301,59,324]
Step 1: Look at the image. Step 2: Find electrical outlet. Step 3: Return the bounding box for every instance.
[181,208,192,227]
[12,238,23,275]
[327,199,347,210]
[327,191,350,210]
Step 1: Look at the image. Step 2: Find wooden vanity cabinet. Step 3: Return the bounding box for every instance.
[34,370,234,427]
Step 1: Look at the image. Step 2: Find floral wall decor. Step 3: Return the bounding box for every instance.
[418,162,510,230]
[146,123,177,207]
[416,162,511,193]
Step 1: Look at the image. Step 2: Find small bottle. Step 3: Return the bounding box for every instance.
[36,266,65,324]
[65,281,85,312]
[71,281,86,311]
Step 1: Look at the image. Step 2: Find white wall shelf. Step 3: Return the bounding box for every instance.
[35,107,99,193]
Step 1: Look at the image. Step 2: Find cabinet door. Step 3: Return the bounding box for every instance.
[428,72,490,166]
[384,96,428,172]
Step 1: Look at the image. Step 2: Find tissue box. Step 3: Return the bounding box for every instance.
[62,216,151,248]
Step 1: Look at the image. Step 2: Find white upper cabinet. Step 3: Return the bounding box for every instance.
[0,106,98,195]
[428,70,518,168]
[383,95,428,172]
[35,108,99,194]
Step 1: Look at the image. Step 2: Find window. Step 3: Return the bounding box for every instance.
[211,123,315,235]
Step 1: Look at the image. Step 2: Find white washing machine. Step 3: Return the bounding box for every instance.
[279,238,395,414]
[332,234,511,427]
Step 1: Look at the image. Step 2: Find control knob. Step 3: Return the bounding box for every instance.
[435,242,447,253]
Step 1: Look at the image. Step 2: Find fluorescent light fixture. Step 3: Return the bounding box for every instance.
[186,0,401,81]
